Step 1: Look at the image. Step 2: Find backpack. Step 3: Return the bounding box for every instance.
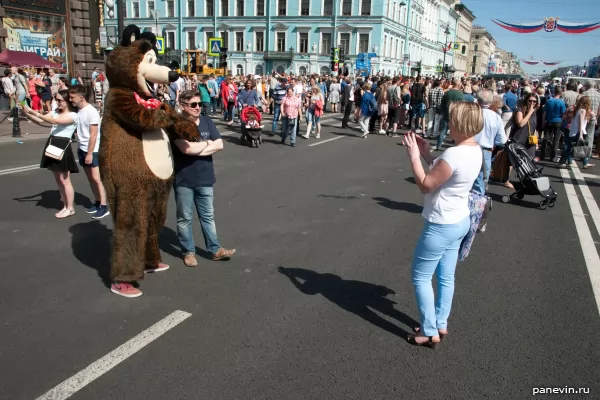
[390,86,400,108]
[367,94,377,114]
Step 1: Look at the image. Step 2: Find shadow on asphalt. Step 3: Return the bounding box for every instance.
[158,226,213,261]
[317,194,359,200]
[222,133,281,147]
[487,192,542,209]
[372,197,423,213]
[13,190,92,211]
[278,267,416,340]
[69,221,111,288]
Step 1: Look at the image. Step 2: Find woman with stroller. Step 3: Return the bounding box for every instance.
[402,101,484,349]
[509,92,538,159]
[237,80,260,111]
[559,95,594,168]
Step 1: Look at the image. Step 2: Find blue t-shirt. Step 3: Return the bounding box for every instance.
[503,92,517,113]
[173,117,221,188]
[544,97,567,123]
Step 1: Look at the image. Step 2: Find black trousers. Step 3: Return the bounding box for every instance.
[546,121,563,156]
[342,102,352,127]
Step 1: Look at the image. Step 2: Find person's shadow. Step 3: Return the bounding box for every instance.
[158,226,214,260]
[372,197,423,213]
[14,190,92,211]
[69,221,112,288]
[278,267,417,339]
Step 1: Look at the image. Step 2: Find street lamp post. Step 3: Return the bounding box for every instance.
[289,46,294,74]
[400,0,411,76]
[441,27,450,78]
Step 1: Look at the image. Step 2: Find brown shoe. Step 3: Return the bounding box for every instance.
[212,248,236,261]
[183,253,198,267]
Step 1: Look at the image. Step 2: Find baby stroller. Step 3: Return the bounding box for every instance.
[240,106,263,148]
[501,140,558,210]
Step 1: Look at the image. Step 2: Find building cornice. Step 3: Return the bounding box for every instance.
[454,3,476,21]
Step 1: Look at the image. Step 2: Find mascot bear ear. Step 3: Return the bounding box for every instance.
[120,24,141,47]
[140,31,159,55]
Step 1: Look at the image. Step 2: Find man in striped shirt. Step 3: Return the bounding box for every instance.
[270,77,289,136]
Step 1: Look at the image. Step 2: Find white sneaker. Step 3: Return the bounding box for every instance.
[379,130,386,134]
[315,134,320,139]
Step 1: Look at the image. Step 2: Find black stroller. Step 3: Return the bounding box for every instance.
[501,140,558,210]
[239,106,263,148]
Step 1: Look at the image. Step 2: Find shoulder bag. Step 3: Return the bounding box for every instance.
[45,136,72,160]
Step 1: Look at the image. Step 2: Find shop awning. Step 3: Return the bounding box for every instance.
[0,50,62,69]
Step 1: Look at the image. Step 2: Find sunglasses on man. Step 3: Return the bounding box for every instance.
[181,102,200,108]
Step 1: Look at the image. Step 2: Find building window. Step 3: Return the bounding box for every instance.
[133,1,140,18]
[299,66,307,75]
[237,0,244,16]
[188,31,196,49]
[257,0,265,16]
[235,32,243,51]
[148,1,155,12]
[278,0,285,16]
[167,31,175,49]
[206,0,214,16]
[255,64,264,75]
[221,0,229,16]
[474,44,479,51]
[358,33,368,53]
[187,0,195,16]
[276,65,285,74]
[236,64,244,75]
[383,35,387,57]
[299,32,308,53]
[323,0,333,16]
[321,33,331,54]
[361,0,371,16]
[255,31,264,51]
[220,31,228,48]
[320,66,330,75]
[342,0,351,15]
[205,31,214,48]
[167,0,175,17]
[472,56,477,63]
[301,0,309,16]
[277,32,286,52]
[340,33,350,55]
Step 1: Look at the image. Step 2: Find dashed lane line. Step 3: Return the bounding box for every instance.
[307,136,346,147]
[0,164,39,176]
[560,168,600,316]
[34,310,192,400]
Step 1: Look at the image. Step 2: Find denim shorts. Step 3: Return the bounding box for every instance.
[77,148,99,167]
[306,111,320,123]
[412,102,426,118]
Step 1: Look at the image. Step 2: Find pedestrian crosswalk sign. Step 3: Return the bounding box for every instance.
[156,37,165,54]
[208,38,223,56]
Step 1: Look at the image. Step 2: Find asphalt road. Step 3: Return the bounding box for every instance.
[1,111,599,400]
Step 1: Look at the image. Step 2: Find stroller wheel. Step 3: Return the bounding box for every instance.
[501,195,510,204]
[548,199,556,208]
[539,200,548,210]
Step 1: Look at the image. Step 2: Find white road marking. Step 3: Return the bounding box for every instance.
[307,136,345,147]
[35,310,192,400]
[581,173,600,180]
[560,168,600,315]
[572,165,600,233]
[0,164,39,176]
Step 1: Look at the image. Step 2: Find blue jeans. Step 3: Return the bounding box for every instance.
[174,185,221,255]
[271,104,281,133]
[559,134,589,166]
[281,117,297,144]
[210,97,217,114]
[471,149,492,195]
[436,119,449,149]
[411,217,470,337]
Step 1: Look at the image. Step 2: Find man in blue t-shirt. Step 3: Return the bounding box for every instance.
[501,84,517,136]
[543,86,567,159]
[172,90,236,267]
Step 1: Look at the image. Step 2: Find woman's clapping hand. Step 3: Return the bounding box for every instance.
[403,132,430,161]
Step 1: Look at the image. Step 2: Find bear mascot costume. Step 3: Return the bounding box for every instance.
[100,27,198,298]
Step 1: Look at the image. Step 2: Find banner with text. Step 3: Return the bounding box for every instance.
[2,11,68,73]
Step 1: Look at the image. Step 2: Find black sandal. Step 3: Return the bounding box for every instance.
[413,325,448,341]
[406,334,441,349]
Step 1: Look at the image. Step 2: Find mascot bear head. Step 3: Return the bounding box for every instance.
[105,39,179,99]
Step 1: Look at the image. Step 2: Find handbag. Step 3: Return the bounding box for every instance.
[44,136,71,160]
[527,119,538,145]
[573,139,591,159]
[490,149,510,182]
[458,148,488,261]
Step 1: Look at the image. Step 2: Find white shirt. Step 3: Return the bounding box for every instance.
[475,108,507,149]
[50,111,78,138]
[422,145,483,224]
[177,77,186,91]
[76,104,101,152]
[569,109,587,137]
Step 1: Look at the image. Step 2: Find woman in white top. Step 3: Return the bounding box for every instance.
[23,89,80,219]
[559,95,593,168]
[402,102,484,349]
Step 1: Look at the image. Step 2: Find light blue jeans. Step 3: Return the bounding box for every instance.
[471,149,492,195]
[174,185,221,255]
[411,217,470,337]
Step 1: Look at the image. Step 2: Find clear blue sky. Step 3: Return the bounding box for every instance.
[463,0,600,74]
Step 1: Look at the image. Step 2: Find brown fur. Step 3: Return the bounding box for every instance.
[100,41,198,282]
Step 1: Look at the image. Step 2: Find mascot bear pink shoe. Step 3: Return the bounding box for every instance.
[100,31,198,298]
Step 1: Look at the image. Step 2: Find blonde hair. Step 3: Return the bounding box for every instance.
[311,85,322,95]
[449,101,484,138]
[364,83,372,91]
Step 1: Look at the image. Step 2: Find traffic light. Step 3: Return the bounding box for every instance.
[219,48,228,68]
[461,45,466,55]
[339,47,345,64]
